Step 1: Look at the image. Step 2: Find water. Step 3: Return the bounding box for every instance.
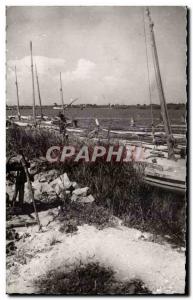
[6,106,185,130]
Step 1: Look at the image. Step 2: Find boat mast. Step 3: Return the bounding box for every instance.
[146,8,175,160]
[30,41,36,124]
[59,72,65,114]
[14,66,21,120]
[35,64,43,119]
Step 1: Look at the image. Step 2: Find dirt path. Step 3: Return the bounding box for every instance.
[6,209,185,294]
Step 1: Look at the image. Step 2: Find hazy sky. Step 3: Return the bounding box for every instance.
[6,6,187,106]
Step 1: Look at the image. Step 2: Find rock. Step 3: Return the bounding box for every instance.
[46,169,60,183]
[50,182,63,195]
[71,194,78,202]
[78,194,95,203]
[164,235,170,239]
[50,173,72,195]
[41,183,54,193]
[39,177,47,183]
[137,232,152,241]
[25,181,55,201]
[109,216,123,227]
[72,187,89,197]
[34,169,60,183]
[71,193,95,203]
[72,182,79,189]
[62,173,72,189]
[34,174,40,182]
[33,182,54,198]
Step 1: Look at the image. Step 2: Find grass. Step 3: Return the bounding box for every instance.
[6,125,63,159]
[35,262,151,295]
[58,202,117,231]
[60,160,185,245]
[6,126,186,245]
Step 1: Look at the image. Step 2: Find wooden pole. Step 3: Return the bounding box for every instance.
[30,41,36,124]
[14,66,21,120]
[35,64,43,119]
[59,72,65,114]
[20,155,42,231]
[146,8,175,160]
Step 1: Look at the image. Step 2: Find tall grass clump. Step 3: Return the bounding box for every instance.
[63,159,185,244]
[6,125,63,159]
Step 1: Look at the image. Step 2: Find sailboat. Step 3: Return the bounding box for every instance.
[142,8,186,194]
[53,99,79,110]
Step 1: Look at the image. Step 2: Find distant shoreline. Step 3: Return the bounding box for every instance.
[6,103,186,110]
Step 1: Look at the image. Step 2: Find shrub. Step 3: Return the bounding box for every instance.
[35,262,150,295]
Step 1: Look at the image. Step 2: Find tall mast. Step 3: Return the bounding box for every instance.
[35,63,43,119]
[30,41,36,124]
[59,72,65,114]
[146,8,175,160]
[14,66,21,120]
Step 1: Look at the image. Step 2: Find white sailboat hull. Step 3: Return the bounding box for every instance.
[144,173,186,194]
[144,157,186,194]
[53,106,62,110]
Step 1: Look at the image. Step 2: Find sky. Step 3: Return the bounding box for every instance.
[6,6,187,106]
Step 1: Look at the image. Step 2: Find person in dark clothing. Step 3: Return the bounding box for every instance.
[58,113,66,133]
[12,167,27,208]
[58,112,66,124]
[6,156,30,209]
[73,119,78,128]
[58,112,68,142]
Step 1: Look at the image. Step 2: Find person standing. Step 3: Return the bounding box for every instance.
[6,155,30,209]
[58,112,68,142]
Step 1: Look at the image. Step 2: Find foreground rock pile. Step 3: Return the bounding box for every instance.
[7,166,95,206]
[31,171,95,204]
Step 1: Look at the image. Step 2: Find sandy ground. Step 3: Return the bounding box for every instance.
[6,208,185,295]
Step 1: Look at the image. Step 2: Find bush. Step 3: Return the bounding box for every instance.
[35,262,150,295]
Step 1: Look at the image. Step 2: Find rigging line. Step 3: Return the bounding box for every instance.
[142,8,154,134]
